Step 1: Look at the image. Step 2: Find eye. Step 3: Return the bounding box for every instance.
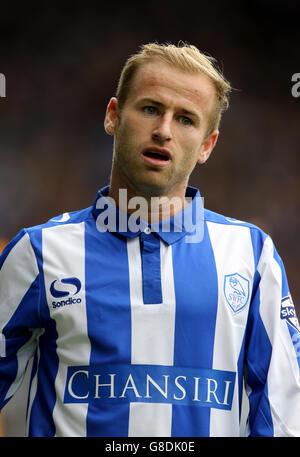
[179,116,193,126]
[143,106,158,115]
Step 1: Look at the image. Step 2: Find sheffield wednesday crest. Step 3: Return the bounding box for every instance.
[224,273,250,313]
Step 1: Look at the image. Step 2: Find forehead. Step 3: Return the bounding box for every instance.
[126,61,216,117]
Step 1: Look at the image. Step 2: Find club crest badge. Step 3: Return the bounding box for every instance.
[224,273,250,313]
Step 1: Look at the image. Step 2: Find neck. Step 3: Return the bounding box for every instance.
[109,170,189,224]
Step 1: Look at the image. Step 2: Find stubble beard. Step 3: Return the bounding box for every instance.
[112,125,176,200]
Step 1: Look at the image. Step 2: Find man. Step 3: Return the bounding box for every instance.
[0,43,299,437]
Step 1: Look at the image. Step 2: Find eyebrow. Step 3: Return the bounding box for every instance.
[137,97,200,120]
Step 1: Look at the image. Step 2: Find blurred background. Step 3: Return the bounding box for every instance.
[0,0,299,436]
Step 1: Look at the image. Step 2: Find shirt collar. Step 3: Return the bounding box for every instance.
[92,185,204,245]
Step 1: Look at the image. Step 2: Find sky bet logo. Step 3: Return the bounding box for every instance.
[50,277,82,309]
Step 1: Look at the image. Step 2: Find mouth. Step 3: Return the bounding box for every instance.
[142,147,171,167]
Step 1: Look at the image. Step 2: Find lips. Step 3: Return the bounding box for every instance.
[142,147,171,167]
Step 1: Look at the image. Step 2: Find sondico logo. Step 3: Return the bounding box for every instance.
[50,277,82,309]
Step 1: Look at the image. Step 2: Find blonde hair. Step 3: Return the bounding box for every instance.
[116,42,231,134]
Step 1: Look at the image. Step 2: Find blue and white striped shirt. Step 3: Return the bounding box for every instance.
[0,186,299,436]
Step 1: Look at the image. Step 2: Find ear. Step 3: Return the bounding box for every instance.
[197,130,219,164]
[104,97,119,135]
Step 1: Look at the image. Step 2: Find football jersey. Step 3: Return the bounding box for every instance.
[0,185,299,437]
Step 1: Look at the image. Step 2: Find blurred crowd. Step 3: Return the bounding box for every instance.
[0,0,299,436]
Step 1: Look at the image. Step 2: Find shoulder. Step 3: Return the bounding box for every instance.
[25,205,93,235]
[203,208,271,257]
[204,209,268,238]
[1,206,93,262]
[203,209,286,280]
[204,208,264,231]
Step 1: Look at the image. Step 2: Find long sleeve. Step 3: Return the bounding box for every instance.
[245,235,300,436]
[0,229,42,410]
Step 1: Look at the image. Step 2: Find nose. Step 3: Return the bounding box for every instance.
[152,114,172,143]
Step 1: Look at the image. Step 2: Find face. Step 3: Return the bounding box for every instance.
[105,61,219,200]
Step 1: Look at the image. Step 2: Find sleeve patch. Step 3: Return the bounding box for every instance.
[281,294,300,366]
